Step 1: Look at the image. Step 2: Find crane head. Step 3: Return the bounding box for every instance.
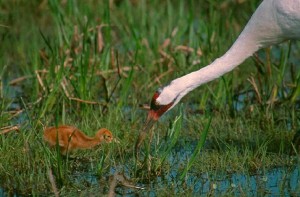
[143,87,178,131]
[148,89,174,121]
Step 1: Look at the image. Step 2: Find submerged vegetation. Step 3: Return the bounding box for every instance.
[0,0,299,196]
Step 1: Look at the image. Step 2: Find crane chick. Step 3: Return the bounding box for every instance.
[44,125,113,155]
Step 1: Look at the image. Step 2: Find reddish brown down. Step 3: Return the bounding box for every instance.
[44,125,113,154]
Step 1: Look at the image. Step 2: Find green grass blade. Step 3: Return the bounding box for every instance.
[157,109,183,169]
[180,115,212,180]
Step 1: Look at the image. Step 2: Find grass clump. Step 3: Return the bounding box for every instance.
[0,0,300,196]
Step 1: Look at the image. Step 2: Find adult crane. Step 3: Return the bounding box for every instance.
[136,0,300,149]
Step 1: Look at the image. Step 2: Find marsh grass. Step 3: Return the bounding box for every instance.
[0,0,300,195]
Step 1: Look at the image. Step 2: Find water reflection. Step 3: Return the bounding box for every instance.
[136,166,300,196]
[67,158,300,196]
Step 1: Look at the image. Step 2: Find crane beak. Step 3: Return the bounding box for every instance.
[135,110,158,156]
[143,110,159,131]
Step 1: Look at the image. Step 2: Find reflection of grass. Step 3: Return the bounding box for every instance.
[0,0,300,195]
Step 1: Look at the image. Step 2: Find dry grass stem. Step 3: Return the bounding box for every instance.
[97,26,104,53]
[147,68,174,88]
[68,97,104,105]
[35,70,46,92]
[0,125,19,135]
[247,76,262,104]
[48,169,59,197]
[9,76,32,86]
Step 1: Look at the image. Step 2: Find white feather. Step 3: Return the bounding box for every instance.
[157,0,300,109]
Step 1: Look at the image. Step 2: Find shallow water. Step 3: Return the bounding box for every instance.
[136,149,300,196]
[67,159,300,196]
[183,167,300,196]
[64,142,300,196]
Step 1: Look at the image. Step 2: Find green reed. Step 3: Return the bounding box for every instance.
[180,115,212,179]
[0,0,299,195]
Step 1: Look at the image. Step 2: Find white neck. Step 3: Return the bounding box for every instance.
[157,33,260,106]
[156,0,300,107]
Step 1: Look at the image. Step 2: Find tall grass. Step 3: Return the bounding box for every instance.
[181,115,212,179]
[0,0,299,195]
